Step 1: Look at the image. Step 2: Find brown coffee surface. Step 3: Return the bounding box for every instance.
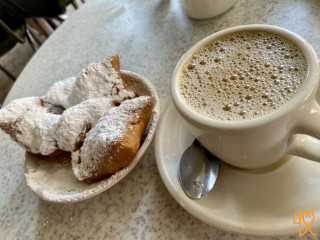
[178,31,307,121]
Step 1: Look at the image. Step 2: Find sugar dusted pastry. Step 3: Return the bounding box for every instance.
[56,98,116,152]
[66,55,135,108]
[0,97,62,156]
[72,96,153,182]
[42,76,76,109]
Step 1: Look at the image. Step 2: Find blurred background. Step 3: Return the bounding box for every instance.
[0,0,84,104]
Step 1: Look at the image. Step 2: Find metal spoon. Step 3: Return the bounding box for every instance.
[179,139,219,199]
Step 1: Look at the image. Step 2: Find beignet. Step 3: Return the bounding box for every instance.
[0,97,63,156]
[42,76,76,109]
[66,55,135,108]
[56,98,115,152]
[72,96,153,182]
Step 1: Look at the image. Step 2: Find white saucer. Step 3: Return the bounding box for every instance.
[155,104,320,236]
[24,70,160,203]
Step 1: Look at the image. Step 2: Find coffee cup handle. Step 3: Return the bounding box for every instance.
[286,100,320,161]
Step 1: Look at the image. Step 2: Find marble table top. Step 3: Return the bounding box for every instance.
[1,0,320,239]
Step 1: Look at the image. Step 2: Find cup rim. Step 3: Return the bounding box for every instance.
[171,24,320,130]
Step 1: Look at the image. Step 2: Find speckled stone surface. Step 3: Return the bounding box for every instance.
[1,0,320,239]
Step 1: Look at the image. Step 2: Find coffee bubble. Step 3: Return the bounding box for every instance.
[223,104,232,111]
[178,31,306,121]
[230,74,237,80]
[187,63,196,70]
[239,110,246,116]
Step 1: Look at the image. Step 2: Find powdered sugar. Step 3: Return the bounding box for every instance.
[121,70,160,142]
[56,98,115,152]
[23,70,160,202]
[40,167,129,202]
[72,96,151,181]
[24,152,129,203]
[66,58,135,108]
[42,77,76,109]
[0,97,61,155]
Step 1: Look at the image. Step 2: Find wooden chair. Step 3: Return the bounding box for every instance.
[0,19,41,80]
[0,0,85,80]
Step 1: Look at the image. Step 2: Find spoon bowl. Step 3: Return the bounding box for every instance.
[179,139,219,199]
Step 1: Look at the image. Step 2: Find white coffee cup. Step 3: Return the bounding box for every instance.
[171,24,320,169]
[181,0,236,19]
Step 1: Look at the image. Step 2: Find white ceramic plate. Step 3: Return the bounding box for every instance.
[24,70,160,203]
[155,104,320,236]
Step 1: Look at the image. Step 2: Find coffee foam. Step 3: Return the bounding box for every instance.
[178,31,307,121]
